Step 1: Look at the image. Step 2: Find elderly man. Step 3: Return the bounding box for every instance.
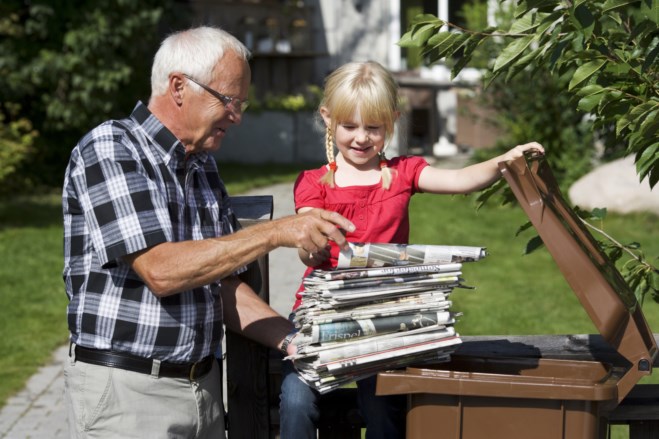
[62,26,353,438]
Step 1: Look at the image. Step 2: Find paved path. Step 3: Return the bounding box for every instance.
[0,182,303,439]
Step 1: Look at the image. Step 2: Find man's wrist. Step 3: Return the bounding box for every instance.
[280,331,297,355]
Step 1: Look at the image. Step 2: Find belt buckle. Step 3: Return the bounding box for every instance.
[189,361,199,381]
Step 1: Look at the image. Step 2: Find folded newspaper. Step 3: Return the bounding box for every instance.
[337,242,487,268]
[287,242,486,394]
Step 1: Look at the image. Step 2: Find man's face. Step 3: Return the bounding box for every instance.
[181,51,251,154]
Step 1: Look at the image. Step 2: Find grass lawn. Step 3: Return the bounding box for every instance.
[409,192,659,336]
[1,159,657,439]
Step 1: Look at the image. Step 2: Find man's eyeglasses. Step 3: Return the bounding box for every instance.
[183,74,249,113]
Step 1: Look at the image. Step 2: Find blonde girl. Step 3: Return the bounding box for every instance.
[280,61,544,439]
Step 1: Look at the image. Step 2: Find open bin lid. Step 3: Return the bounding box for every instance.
[498,154,657,401]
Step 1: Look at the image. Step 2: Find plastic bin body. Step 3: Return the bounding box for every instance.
[376,156,656,439]
[380,356,617,439]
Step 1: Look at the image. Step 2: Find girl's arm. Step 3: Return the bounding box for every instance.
[417,142,544,194]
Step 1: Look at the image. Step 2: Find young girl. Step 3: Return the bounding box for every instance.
[279,61,544,439]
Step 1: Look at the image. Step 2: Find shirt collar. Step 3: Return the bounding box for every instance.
[130,101,209,169]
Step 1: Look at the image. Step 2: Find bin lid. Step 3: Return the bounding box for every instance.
[499,154,657,399]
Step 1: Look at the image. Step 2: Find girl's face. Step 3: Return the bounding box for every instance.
[323,107,386,170]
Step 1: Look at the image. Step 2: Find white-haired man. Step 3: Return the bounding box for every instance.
[62,26,353,438]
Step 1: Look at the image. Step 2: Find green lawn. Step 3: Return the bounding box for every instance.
[1,161,657,439]
[409,192,659,335]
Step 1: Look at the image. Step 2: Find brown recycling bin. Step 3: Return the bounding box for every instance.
[376,155,657,439]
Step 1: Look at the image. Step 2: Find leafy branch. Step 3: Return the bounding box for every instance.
[401,0,659,306]
[400,0,659,187]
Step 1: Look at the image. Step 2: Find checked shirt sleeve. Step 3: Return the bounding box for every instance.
[68,123,172,268]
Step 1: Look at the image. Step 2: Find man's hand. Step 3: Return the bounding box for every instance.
[273,209,355,254]
[125,209,354,297]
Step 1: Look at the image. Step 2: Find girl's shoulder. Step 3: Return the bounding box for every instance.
[298,164,326,177]
[295,164,327,189]
[388,155,429,173]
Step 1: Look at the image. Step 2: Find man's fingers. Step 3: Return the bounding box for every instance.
[280,209,355,253]
[317,209,355,234]
[311,209,353,250]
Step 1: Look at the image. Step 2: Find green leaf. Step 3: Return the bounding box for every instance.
[509,14,539,34]
[616,114,631,136]
[411,14,443,26]
[493,35,535,73]
[578,93,605,112]
[607,246,623,263]
[536,11,564,34]
[640,0,659,24]
[443,32,471,58]
[413,23,438,43]
[549,39,571,68]
[601,0,641,13]
[639,109,659,138]
[398,31,416,48]
[451,34,485,78]
[649,165,659,189]
[515,221,534,237]
[576,84,604,96]
[591,207,608,220]
[635,142,659,180]
[568,59,606,90]
[524,235,545,255]
[573,4,596,39]
[426,32,461,59]
[642,40,659,73]
[400,23,437,48]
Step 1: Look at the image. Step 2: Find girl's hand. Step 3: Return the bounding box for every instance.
[500,142,545,162]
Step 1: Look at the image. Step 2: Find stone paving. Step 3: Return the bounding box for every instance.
[0,345,68,439]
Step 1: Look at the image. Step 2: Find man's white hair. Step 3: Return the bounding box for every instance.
[150,26,250,97]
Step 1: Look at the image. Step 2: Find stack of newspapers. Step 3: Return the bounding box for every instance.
[287,243,487,394]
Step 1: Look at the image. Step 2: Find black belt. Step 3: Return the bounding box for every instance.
[71,344,214,380]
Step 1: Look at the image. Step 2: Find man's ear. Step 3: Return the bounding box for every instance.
[170,74,185,105]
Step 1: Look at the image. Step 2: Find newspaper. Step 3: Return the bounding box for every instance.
[288,244,487,394]
[293,291,453,326]
[337,243,487,268]
[308,262,464,281]
[293,334,461,393]
[307,310,455,344]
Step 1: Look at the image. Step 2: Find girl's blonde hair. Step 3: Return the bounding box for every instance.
[318,61,399,189]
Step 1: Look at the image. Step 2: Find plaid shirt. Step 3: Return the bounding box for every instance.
[62,102,243,363]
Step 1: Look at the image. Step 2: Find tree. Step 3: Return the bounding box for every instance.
[400,0,658,303]
[401,0,658,186]
[0,0,189,193]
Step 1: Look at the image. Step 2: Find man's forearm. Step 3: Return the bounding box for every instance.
[125,218,288,297]
[221,276,294,351]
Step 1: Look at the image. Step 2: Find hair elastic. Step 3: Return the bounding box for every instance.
[329,161,338,172]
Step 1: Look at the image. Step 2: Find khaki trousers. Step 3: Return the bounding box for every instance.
[64,350,224,438]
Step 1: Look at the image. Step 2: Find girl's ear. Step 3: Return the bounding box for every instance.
[394,110,401,121]
[320,107,332,128]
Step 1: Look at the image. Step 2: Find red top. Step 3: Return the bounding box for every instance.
[292,155,429,309]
